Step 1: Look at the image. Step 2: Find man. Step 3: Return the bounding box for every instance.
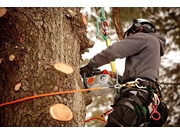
[80,18,167,126]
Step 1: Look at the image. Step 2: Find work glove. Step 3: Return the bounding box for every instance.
[80,65,93,78]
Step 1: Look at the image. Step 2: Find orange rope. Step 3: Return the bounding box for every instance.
[85,117,107,124]
[0,87,101,107]
[85,109,113,124]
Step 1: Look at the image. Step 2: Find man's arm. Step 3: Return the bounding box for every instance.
[88,33,147,69]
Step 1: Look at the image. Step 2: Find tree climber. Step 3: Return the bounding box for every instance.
[80,18,168,127]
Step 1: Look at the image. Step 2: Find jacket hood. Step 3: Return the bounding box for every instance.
[149,33,166,56]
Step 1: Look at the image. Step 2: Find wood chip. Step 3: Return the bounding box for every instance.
[0,7,7,17]
[50,104,73,121]
[54,62,73,74]
[15,83,21,91]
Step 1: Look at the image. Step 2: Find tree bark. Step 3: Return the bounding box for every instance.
[0,7,94,126]
[112,7,124,40]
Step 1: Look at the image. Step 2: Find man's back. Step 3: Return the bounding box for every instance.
[121,32,166,83]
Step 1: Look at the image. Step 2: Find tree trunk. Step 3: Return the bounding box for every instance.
[0,7,94,126]
[112,7,124,40]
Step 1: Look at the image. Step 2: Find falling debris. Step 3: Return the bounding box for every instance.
[14,83,21,91]
[9,54,15,61]
[0,7,7,17]
[49,103,73,121]
[54,62,73,74]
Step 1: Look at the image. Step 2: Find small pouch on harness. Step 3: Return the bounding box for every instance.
[108,97,141,126]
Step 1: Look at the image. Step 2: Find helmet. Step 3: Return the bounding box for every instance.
[124,18,156,38]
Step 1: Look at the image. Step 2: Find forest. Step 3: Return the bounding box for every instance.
[0,7,179,127]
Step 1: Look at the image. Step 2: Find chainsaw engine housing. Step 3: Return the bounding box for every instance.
[86,74,116,97]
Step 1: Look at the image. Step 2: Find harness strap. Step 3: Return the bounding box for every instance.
[139,80,158,89]
[129,95,148,124]
[107,115,124,127]
[119,78,162,100]
[138,79,162,100]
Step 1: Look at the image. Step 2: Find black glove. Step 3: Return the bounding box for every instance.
[80,65,93,78]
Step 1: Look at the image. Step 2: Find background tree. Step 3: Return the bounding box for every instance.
[146,7,180,126]
[0,7,94,126]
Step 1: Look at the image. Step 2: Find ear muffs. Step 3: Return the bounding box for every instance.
[130,19,142,34]
[124,19,143,38]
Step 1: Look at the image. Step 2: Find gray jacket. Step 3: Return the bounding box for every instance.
[88,32,166,83]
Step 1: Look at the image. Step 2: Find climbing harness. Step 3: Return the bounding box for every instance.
[83,68,163,125]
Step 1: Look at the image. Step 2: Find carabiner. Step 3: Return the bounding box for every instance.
[135,78,147,89]
[102,21,109,36]
[114,84,122,89]
[151,104,161,121]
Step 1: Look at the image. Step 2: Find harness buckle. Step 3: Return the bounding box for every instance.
[135,78,147,89]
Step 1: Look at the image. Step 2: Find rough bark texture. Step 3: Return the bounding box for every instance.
[0,7,94,127]
[112,7,124,40]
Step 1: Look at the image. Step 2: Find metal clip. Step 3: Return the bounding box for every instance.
[102,21,109,36]
[135,78,147,89]
[114,84,122,89]
[126,81,136,87]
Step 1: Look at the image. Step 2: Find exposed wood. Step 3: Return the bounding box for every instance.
[9,54,15,61]
[81,13,88,26]
[0,58,3,64]
[50,103,74,121]
[54,62,74,74]
[0,7,6,17]
[65,9,77,18]
[14,82,21,91]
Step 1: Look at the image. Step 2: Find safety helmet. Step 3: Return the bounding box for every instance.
[124,18,156,38]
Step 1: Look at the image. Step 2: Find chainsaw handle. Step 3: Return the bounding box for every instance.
[83,72,88,88]
[83,69,102,88]
[92,69,102,75]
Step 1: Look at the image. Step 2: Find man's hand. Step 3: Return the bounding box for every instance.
[80,65,93,78]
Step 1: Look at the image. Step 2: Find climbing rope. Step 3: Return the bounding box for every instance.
[96,7,117,74]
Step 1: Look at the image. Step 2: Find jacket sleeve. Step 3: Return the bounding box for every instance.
[88,33,147,69]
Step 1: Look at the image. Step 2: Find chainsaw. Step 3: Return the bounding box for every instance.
[82,69,118,97]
